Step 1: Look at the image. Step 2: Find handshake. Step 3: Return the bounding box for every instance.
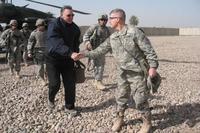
[71,52,85,61]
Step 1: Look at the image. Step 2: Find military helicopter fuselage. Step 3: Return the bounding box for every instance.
[0,0,90,29]
[0,3,54,28]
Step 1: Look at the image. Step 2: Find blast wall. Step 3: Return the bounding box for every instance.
[80,26,200,37]
[179,28,200,36]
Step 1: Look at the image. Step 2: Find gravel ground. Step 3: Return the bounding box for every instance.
[0,36,200,133]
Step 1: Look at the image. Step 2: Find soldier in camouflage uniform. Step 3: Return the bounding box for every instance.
[27,19,47,86]
[0,24,3,35]
[79,9,159,132]
[83,14,110,90]
[0,20,24,78]
[20,23,31,66]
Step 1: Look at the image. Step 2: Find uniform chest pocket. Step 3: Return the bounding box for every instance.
[122,36,137,54]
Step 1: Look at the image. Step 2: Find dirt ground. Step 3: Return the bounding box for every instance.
[0,36,200,133]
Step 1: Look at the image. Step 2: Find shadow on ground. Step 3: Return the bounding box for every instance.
[152,103,200,130]
[125,102,200,132]
[77,98,116,113]
[159,59,200,64]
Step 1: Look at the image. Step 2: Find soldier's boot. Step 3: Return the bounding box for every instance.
[16,72,20,79]
[41,78,47,86]
[25,63,29,67]
[10,68,14,75]
[95,80,106,90]
[112,111,124,132]
[138,111,152,133]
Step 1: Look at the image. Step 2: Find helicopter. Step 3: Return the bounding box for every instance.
[0,0,91,55]
[0,0,90,28]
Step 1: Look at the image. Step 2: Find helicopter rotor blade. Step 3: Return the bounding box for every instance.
[23,4,29,8]
[25,0,91,15]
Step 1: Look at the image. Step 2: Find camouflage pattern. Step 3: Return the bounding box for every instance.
[27,29,47,80]
[35,19,46,26]
[0,29,24,72]
[20,27,31,64]
[22,22,28,27]
[98,14,108,20]
[83,24,110,81]
[9,19,18,26]
[85,25,158,111]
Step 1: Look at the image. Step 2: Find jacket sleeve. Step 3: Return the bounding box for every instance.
[134,28,159,68]
[47,21,73,57]
[73,28,80,53]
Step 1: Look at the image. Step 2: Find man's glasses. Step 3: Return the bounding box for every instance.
[109,17,120,20]
[67,14,75,17]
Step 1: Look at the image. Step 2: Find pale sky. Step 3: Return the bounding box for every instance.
[14,0,200,28]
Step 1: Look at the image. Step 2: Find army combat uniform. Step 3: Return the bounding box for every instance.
[1,28,24,77]
[27,27,47,83]
[83,15,110,90]
[85,25,158,131]
[20,23,31,66]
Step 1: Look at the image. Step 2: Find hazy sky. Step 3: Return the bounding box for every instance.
[14,0,200,28]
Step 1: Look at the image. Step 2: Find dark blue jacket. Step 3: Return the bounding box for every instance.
[46,17,80,60]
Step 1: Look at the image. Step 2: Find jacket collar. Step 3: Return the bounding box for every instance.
[59,17,73,27]
[112,25,128,38]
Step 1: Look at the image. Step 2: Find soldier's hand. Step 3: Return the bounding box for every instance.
[28,53,32,58]
[85,41,92,51]
[148,68,157,77]
[71,52,81,61]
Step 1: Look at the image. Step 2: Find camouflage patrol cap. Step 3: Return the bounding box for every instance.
[22,22,28,27]
[9,19,18,26]
[35,19,46,26]
[98,14,108,20]
[147,73,161,94]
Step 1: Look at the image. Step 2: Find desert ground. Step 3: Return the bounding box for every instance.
[0,36,200,133]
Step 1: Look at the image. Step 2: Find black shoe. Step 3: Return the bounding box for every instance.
[65,108,78,118]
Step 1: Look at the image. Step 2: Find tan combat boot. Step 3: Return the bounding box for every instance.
[40,78,48,86]
[25,63,29,67]
[95,80,106,90]
[138,112,152,133]
[112,111,124,132]
[10,68,14,75]
[16,72,20,79]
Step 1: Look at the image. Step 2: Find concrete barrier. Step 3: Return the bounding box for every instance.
[140,27,179,36]
[179,28,200,36]
[79,26,200,37]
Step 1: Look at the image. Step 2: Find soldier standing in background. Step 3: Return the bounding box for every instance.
[0,24,3,35]
[20,22,31,66]
[27,19,47,86]
[83,14,110,90]
[78,8,159,132]
[0,19,24,78]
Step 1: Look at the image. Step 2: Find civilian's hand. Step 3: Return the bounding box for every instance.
[148,68,157,77]
[71,52,80,61]
[71,52,85,61]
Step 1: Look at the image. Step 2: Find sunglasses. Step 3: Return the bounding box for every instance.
[99,19,108,21]
[67,14,75,17]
